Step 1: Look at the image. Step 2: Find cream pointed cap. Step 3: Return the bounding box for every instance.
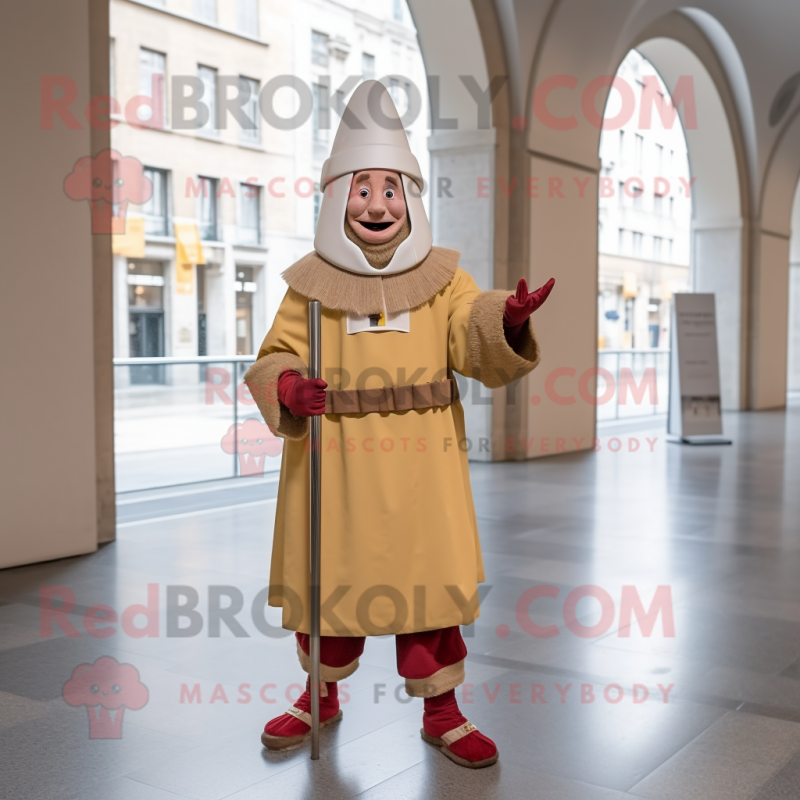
[320,80,424,190]
[314,80,432,277]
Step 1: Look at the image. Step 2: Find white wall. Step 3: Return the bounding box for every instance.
[0,0,100,567]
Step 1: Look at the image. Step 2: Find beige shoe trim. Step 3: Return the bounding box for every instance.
[441,721,477,747]
[285,705,312,727]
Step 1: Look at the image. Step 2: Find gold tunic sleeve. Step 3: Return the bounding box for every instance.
[448,267,541,388]
[243,288,312,440]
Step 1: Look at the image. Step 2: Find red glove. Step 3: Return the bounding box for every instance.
[503,277,555,346]
[277,370,327,417]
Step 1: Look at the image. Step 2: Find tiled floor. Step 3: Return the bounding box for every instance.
[3,408,800,799]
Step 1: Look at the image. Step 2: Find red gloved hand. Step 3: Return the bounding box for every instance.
[503,277,555,346]
[277,370,328,417]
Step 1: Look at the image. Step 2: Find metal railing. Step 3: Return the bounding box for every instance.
[113,349,671,491]
[113,355,285,493]
[596,348,670,422]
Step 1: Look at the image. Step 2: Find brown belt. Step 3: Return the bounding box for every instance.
[325,378,459,415]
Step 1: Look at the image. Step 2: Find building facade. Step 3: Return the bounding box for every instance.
[597,50,692,351]
[110,0,429,370]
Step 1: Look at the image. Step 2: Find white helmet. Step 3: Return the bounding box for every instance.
[314,80,432,275]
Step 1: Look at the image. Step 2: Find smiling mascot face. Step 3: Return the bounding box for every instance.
[346,170,407,244]
[313,80,432,275]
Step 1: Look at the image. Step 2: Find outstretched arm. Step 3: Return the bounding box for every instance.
[448,269,553,388]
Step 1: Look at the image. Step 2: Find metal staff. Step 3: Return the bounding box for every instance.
[308,300,322,760]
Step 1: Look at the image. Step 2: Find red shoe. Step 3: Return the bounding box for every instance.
[261,680,342,751]
[421,689,498,768]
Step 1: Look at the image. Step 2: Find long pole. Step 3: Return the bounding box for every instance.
[308,300,322,760]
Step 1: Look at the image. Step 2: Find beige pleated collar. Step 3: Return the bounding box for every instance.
[282,246,460,316]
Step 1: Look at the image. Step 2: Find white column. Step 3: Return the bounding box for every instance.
[428,129,496,461]
[692,222,746,409]
[789,262,800,393]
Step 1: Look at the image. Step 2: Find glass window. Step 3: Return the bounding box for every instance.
[313,191,322,231]
[654,192,664,215]
[393,0,403,22]
[127,261,164,308]
[193,0,216,23]
[634,133,644,173]
[632,231,643,257]
[312,31,328,67]
[141,167,169,236]
[198,65,218,135]
[197,176,218,241]
[312,83,329,150]
[653,236,663,261]
[362,53,375,79]
[618,181,625,208]
[139,48,166,126]
[237,0,258,36]
[235,267,255,355]
[239,183,261,244]
[239,76,260,143]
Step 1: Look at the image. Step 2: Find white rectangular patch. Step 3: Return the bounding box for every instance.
[346,309,410,334]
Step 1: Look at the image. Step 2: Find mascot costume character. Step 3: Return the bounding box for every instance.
[245,80,554,769]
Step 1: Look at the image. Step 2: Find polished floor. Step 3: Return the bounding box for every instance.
[2,407,800,799]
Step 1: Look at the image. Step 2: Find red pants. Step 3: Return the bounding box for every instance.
[296,626,467,698]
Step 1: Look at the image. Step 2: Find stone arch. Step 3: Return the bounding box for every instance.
[517,4,755,456]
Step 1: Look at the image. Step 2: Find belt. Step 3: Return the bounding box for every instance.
[325,378,459,415]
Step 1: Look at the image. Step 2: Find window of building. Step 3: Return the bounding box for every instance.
[193,0,216,23]
[312,83,329,157]
[197,176,218,241]
[668,238,674,262]
[618,228,626,255]
[655,143,663,176]
[239,183,261,244]
[239,76,260,143]
[141,167,169,236]
[313,190,322,231]
[669,197,674,217]
[139,48,166,125]
[618,181,625,208]
[393,0,403,22]
[632,231,643,257]
[654,192,664,215]
[362,53,375,79]
[235,266,256,355]
[653,236,663,261]
[312,31,328,67]
[197,65,218,135]
[634,134,644,173]
[236,0,258,36]
[618,130,625,166]
[632,185,643,209]
[389,77,411,117]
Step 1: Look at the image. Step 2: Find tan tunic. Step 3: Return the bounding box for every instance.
[245,249,540,636]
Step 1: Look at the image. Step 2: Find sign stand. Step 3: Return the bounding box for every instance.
[667,293,732,446]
